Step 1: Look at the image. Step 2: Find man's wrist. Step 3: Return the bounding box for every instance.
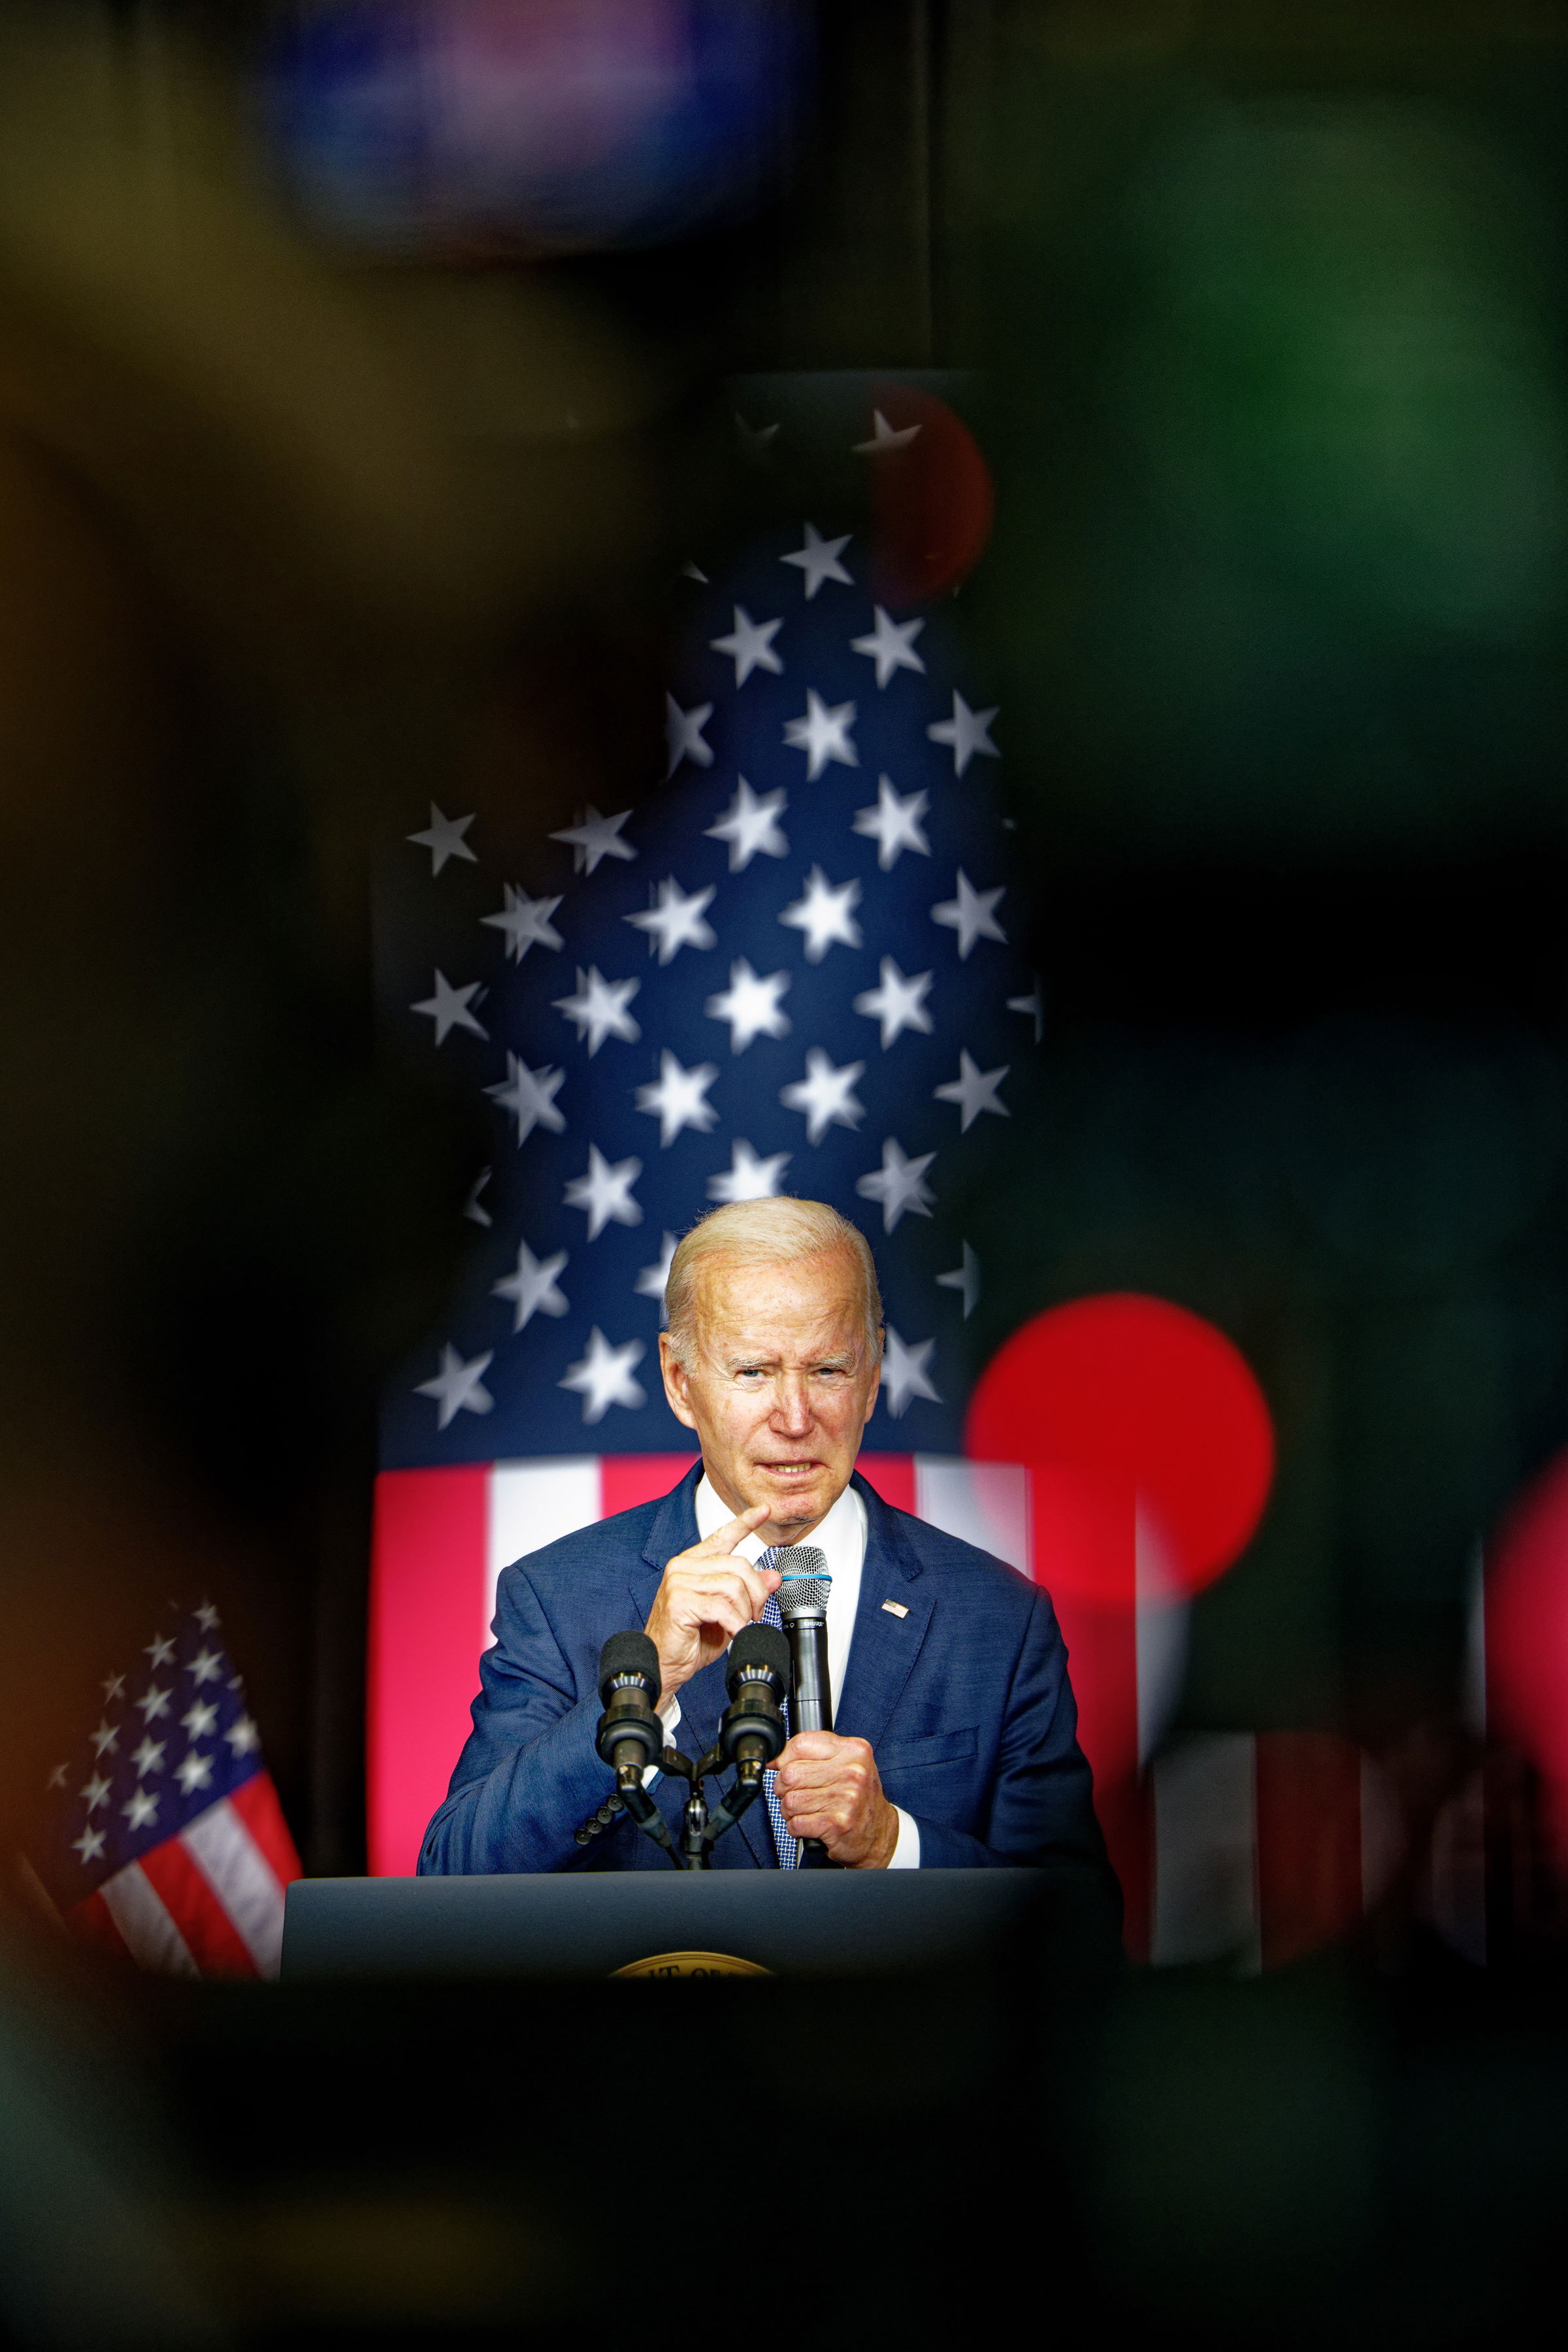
[852,1797,902,1870]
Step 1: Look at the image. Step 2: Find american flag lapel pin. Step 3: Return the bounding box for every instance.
[881,1599,909,1618]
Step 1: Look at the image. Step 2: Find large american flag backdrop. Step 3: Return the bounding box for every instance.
[370,382,1391,1963]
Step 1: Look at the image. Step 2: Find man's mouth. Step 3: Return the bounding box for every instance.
[757,1460,820,1478]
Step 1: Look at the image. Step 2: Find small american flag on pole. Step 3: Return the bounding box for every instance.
[33,1602,301,1978]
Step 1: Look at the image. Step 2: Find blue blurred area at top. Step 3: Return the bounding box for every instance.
[264,0,809,255]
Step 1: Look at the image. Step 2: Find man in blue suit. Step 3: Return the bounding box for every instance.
[421,1197,1111,1882]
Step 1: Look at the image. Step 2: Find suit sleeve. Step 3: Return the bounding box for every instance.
[903,1586,1114,1884]
[417,1563,609,1875]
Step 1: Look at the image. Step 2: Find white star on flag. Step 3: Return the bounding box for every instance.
[851,607,926,688]
[175,1750,215,1797]
[708,1140,791,1202]
[934,1051,1010,1131]
[188,1649,223,1686]
[932,870,1007,960]
[553,966,642,1056]
[781,523,852,598]
[464,1169,493,1226]
[1007,979,1045,1043]
[710,606,784,685]
[487,1054,567,1146]
[135,1687,172,1723]
[783,690,857,779]
[492,1239,570,1331]
[937,1243,982,1319]
[734,412,780,461]
[881,1328,940,1417]
[665,694,715,776]
[90,1721,120,1758]
[625,877,717,964]
[853,408,922,455]
[779,867,862,961]
[706,960,791,1053]
[635,1051,719,1147]
[854,958,934,1049]
[225,1716,261,1757]
[407,802,476,875]
[122,1788,159,1832]
[635,1232,678,1311]
[853,776,930,870]
[131,1736,166,1777]
[927,691,999,776]
[482,885,564,962]
[80,1772,111,1812]
[415,1344,495,1428]
[564,1146,644,1239]
[560,1328,647,1424]
[145,1635,176,1669]
[705,777,789,871]
[181,1699,219,1739]
[193,1603,220,1632]
[857,1138,937,1232]
[550,806,637,875]
[412,971,488,1046]
[780,1050,866,1143]
[73,1826,106,1865]
[101,1674,126,1702]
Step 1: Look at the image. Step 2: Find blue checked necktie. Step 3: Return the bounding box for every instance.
[757,1550,797,1870]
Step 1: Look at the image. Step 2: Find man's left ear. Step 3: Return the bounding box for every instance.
[864,1330,885,1420]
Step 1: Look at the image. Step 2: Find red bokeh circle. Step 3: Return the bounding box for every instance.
[1486,1450,1568,1861]
[964,1294,1275,1598]
[866,384,995,608]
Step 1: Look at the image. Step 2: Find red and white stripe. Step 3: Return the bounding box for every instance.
[69,1774,301,1980]
[1148,1732,1401,1971]
[368,1452,1187,1887]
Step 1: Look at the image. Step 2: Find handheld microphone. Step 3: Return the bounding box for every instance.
[774,1546,836,1868]
[595,1631,664,1785]
[718,1622,789,1778]
[774,1548,832,1733]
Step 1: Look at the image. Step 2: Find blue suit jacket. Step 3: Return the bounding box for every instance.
[419,1463,1109,1876]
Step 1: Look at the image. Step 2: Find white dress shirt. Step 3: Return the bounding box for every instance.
[676,1473,920,1869]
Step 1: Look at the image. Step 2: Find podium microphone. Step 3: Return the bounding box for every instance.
[774,1547,836,1868]
[719,1622,789,1779]
[595,1631,664,1786]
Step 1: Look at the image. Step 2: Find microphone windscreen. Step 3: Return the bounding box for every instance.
[774,1545,832,1619]
[598,1629,662,1705]
[771,1545,828,1580]
[728,1621,790,1684]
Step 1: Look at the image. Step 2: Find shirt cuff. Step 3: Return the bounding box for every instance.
[887,1806,921,1869]
[644,1694,681,1786]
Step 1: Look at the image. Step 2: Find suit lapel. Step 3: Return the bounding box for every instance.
[834,1474,934,1753]
[631,1465,702,1631]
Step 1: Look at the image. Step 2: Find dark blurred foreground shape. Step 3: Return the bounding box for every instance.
[0,7,664,1868]
[1,0,1568,2346]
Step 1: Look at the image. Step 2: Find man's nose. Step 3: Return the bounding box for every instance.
[768,1375,813,1435]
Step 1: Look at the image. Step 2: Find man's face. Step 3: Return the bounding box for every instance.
[659,1249,882,1544]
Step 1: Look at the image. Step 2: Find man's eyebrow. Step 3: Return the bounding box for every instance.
[715,1347,857,1369]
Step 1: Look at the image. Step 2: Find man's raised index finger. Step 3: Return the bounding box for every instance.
[699,1503,772,1556]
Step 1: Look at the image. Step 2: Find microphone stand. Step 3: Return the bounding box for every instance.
[595,1624,788,1871]
[619,1740,767,1870]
